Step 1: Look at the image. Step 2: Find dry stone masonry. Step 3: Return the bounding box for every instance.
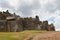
[0,10,55,32]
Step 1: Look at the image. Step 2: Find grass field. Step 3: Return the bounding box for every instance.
[0,30,47,40]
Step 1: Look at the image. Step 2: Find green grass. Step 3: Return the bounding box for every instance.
[0,30,47,40]
[0,34,18,40]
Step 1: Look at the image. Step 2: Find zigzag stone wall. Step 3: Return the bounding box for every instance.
[0,10,55,32]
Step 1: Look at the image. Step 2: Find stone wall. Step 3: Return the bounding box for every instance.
[0,10,55,32]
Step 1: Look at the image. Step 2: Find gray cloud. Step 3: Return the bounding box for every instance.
[18,3,32,17]
[44,0,60,13]
[0,0,60,16]
[0,0,16,13]
[0,0,60,15]
[1,0,60,30]
[17,0,40,17]
[0,0,11,9]
[31,0,40,10]
[55,0,60,10]
[45,3,56,13]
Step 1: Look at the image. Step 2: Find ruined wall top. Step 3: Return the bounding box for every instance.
[0,10,55,31]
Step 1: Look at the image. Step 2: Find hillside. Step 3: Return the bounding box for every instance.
[0,30,60,40]
[0,30,47,40]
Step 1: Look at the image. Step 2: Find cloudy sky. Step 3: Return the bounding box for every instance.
[0,0,60,31]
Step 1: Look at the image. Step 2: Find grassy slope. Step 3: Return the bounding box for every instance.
[0,30,47,40]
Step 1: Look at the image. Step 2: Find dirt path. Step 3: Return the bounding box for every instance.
[24,34,33,40]
[24,31,60,40]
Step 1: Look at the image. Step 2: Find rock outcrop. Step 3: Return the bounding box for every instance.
[0,10,55,32]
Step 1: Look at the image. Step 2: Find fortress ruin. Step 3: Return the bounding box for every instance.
[0,10,55,32]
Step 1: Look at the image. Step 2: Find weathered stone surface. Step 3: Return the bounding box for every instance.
[0,10,55,32]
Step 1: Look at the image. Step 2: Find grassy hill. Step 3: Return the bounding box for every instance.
[0,30,47,40]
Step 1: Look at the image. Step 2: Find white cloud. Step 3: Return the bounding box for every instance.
[54,16,60,29]
[0,0,60,31]
[56,28,60,31]
[6,0,19,7]
[39,0,48,4]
